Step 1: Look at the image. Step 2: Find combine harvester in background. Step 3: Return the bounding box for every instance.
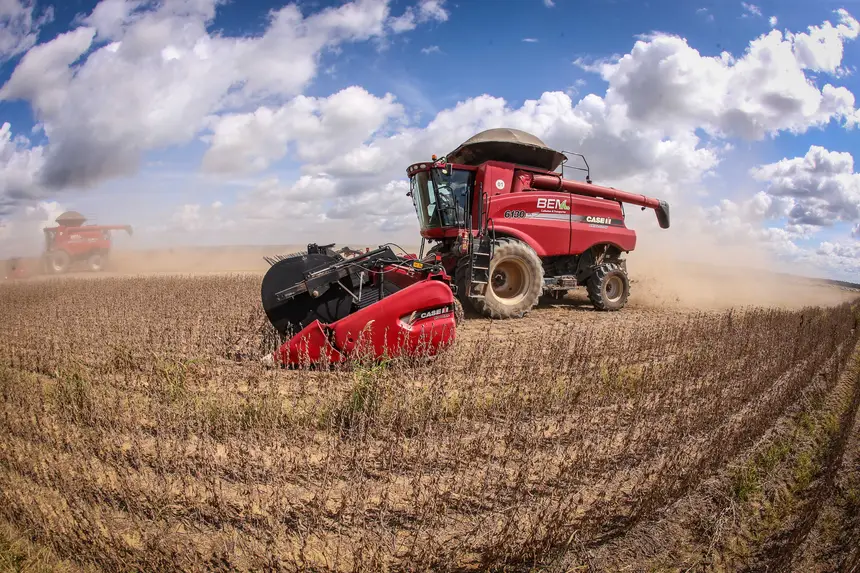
[260,128,671,367]
[3,211,133,279]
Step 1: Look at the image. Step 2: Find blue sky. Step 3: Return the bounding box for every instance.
[0,0,859,279]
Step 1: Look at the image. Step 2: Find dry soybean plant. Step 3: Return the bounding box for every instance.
[1,275,858,572]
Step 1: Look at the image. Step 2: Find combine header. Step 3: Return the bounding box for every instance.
[261,128,670,367]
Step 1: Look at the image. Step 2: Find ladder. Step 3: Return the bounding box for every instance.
[467,187,494,300]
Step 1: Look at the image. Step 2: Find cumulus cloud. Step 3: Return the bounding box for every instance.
[769,15,778,28]
[225,10,859,253]
[816,241,860,275]
[750,145,860,226]
[0,0,439,199]
[0,122,45,213]
[2,3,859,278]
[698,199,843,275]
[202,86,404,174]
[579,9,859,140]
[0,0,54,62]
[700,145,860,277]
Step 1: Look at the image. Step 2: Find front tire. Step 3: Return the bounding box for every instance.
[586,262,629,311]
[46,250,70,274]
[453,298,465,325]
[472,238,543,319]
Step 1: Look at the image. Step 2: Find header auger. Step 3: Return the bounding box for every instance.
[260,128,670,367]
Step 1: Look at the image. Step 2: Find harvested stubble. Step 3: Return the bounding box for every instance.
[1,275,859,572]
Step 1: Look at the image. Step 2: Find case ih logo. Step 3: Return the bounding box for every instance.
[537,198,570,211]
[586,216,612,225]
[419,305,451,320]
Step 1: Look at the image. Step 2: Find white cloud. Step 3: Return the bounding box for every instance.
[816,241,860,275]
[522,38,538,43]
[742,2,762,17]
[769,15,778,28]
[421,45,440,54]
[82,0,145,41]
[2,4,859,278]
[790,8,858,73]
[0,0,54,62]
[388,0,448,32]
[0,122,45,214]
[579,9,860,140]
[544,0,555,7]
[750,145,860,226]
[201,86,404,174]
[0,0,442,199]
[699,146,860,277]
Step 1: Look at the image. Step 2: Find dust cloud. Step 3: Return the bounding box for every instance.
[6,230,856,311]
[626,220,858,311]
[108,246,286,275]
[106,243,383,275]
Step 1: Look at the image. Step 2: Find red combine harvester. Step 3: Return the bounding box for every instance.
[41,211,133,274]
[260,128,670,367]
[3,211,133,279]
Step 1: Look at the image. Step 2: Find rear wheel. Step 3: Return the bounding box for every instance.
[472,238,543,319]
[87,252,106,272]
[586,262,629,311]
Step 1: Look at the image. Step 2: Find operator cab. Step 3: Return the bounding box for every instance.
[406,160,475,238]
[406,128,568,240]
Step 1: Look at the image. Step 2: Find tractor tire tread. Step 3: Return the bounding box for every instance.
[453,297,465,325]
[454,256,476,313]
[586,261,630,311]
[472,237,543,319]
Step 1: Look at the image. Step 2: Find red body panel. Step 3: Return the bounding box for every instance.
[530,174,661,208]
[381,263,431,290]
[485,191,571,257]
[409,158,661,255]
[45,224,132,258]
[482,166,636,255]
[274,279,456,367]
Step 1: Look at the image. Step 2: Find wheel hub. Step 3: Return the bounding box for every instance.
[490,259,528,305]
[605,275,624,303]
